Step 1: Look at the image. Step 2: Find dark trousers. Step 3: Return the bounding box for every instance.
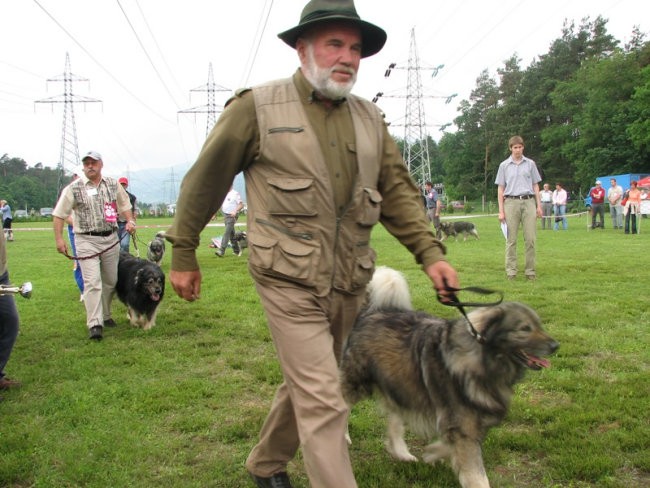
[625,211,638,234]
[220,216,241,253]
[0,271,20,379]
[591,203,605,227]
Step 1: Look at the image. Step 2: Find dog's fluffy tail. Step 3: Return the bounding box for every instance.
[155,231,166,239]
[366,266,412,312]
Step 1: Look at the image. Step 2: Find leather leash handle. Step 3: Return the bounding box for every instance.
[436,285,504,344]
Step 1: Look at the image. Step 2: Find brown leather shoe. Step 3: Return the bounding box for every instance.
[0,377,21,390]
[248,471,293,488]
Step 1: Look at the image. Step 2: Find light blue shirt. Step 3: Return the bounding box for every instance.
[0,204,11,222]
[495,157,542,196]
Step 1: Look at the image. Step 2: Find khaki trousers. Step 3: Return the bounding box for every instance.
[246,283,365,488]
[504,198,537,277]
[75,233,120,328]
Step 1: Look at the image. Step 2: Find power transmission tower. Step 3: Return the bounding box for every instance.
[35,52,102,196]
[178,62,230,138]
[373,28,456,188]
[163,167,177,205]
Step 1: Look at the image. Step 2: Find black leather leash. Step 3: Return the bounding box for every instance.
[437,286,504,343]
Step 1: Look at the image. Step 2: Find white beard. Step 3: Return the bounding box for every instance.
[302,45,357,100]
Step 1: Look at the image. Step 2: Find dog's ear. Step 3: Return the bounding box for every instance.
[467,306,505,336]
[134,268,144,285]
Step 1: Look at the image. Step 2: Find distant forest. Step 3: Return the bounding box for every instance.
[411,17,650,200]
[3,17,649,208]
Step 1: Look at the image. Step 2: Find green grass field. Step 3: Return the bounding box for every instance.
[1,214,648,487]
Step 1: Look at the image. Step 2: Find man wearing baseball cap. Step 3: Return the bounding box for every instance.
[117,177,137,253]
[53,151,136,340]
[165,1,459,486]
[589,180,606,229]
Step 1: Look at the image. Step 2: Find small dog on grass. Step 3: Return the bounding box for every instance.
[231,230,248,250]
[437,221,479,241]
[147,231,166,265]
[116,252,165,330]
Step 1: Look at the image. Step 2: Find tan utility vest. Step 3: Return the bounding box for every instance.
[246,78,384,296]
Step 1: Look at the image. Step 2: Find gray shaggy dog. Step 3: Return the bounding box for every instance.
[340,267,558,488]
[437,221,479,241]
[147,231,166,265]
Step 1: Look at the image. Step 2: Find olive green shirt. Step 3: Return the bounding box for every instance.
[167,69,446,271]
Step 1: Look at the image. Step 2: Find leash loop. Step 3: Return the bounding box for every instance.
[437,286,504,343]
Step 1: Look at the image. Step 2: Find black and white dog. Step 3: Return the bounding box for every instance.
[147,231,166,265]
[116,252,165,330]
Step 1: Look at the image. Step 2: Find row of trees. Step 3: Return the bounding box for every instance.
[409,16,649,201]
[0,156,61,211]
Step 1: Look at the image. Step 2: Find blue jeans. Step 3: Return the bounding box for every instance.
[554,205,567,230]
[117,221,131,253]
[0,271,20,379]
[67,225,84,293]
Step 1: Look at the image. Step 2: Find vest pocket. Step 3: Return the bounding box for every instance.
[350,249,376,291]
[267,177,317,217]
[248,233,276,269]
[275,239,316,280]
[358,188,383,226]
[248,232,320,284]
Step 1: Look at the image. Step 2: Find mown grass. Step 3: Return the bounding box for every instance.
[1,214,648,487]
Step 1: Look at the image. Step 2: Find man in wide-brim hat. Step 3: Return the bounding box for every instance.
[277,0,387,58]
[165,1,459,487]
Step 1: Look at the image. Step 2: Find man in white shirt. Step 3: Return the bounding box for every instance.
[216,186,244,257]
[607,178,624,229]
[540,183,553,230]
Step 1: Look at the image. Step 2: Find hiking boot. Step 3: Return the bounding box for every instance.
[89,325,103,340]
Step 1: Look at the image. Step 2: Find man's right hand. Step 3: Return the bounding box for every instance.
[170,269,202,302]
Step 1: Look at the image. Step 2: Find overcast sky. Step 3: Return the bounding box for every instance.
[1,0,645,183]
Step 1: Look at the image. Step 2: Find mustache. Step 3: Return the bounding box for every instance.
[332,65,356,76]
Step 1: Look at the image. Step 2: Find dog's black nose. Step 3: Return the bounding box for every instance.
[549,341,560,353]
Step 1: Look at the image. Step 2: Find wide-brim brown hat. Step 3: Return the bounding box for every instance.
[278,0,387,58]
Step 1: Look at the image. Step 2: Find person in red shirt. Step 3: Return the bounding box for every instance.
[589,180,606,229]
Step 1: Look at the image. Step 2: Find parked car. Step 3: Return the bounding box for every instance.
[14,209,28,219]
[450,201,465,209]
[39,207,53,217]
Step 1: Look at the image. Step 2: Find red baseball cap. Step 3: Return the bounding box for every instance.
[118,177,128,186]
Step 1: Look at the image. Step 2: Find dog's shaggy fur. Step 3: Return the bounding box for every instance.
[438,221,479,241]
[231,230,248,249]
[147,231,166,265]
[116,252,165,330]
[340,267,558,488]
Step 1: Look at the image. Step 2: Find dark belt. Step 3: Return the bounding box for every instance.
[79,230,115,237]
[505,194,534,200]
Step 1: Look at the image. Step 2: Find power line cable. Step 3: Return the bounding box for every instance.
[241,0,274,87]
[32,0,174,125]
[115,0,181,110]
[133,0,185,96]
